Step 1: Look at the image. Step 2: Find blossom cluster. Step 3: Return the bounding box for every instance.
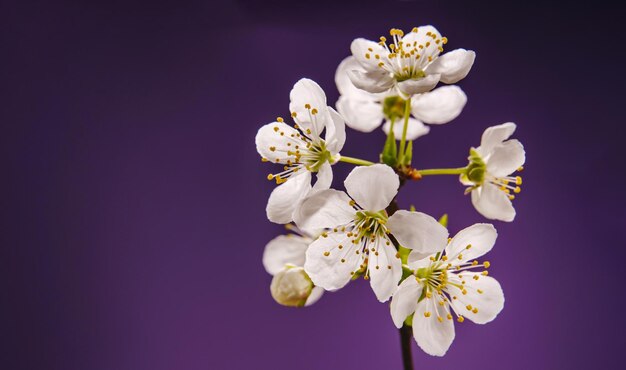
[255,26,525,357]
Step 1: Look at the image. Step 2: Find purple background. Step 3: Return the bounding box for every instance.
[3,1,625,369]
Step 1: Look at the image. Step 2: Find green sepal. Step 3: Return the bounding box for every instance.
[438,214,448,228]
[382,123,398,167]
[403,313,414,327]
[402,140,413,166]
[466,148,486,184]
[400,264,414,281]
[398,246,411,265]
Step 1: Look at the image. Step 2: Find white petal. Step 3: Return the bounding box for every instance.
[390,277,422,328]
[293,189,355,231]
[486,139,526,178]
[401,26,443,63]
[335,56,379,99]
[350,38,389,72]
[407,251,435,270]
[266,172,312,224]
[368,237,402,302]
[412,297,455,356]
[387,210,448,258]
[311,161,333,192]
[337,95,384,133]
[324,107,346,154]
[478,122,517,155]
[445,223,497,263]
[304,231,362,291]
[382,118,430,140]
[448,273,504,324]
[255,122,302,163]
[289,78,328,137]
[425,49,476,84]
[397,74,440,96]
[262,234,310,275]
[471,183,516,222]
[304,286,325,306]
[411,86,467,125]
[348,69,395,94]
[344,164,399,211]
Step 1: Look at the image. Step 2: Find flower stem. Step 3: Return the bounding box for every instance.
[399,324,414,370]
[398,97,412,161]
[338,155,375,166]
[417,167,468,176]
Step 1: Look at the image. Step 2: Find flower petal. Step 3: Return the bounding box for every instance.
[266,172,312,224]
[344,164,399,211]
[411,86,467,125]
[387,210,448,259]
[486,139,526,178]
[425,49,476,84]
[478,122,517,155]
[390,277,422,328]
[368,236,402,302]
[397,74,440,96]
[348,69,395,94]
[407,251,435,270]
[445,223,497,263]
[335,56,379,99]
[382,118,430,140]
[293,189,355,231]
[289,78,329,137]
[350,38,389,72]
[255,122,302,164]
[412,297,455,356]
[304,286,325,306]
[471,182,516,222]
[324,107,346,154]
[401,25,443,59]
[262,234,310,275]
[312,161,333,192]
[304,231,363,291]
[448,273,504,324]
[337,96,384,133]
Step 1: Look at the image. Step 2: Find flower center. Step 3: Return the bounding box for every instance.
[266,117,332,184]
[462,148,523,200]
[370,27,448,81]
[383,95,407,121]
[354,210,388,239]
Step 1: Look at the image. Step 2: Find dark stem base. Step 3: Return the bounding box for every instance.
[399,324,414,370]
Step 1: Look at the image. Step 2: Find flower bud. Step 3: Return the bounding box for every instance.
[270,266,314,307]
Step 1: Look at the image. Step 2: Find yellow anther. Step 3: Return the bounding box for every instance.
[516,176,523,185]
[349,200,356,207]
[338,244,343,249]
[442,37,448,44]
[447,314,453,320]
[273,126,279,132]
[442,255,448,261]
[509,195,516,200]
[477,289,484,294]
[458,254,463,260]
[304,103,311,109]
[365,53,371,59]
[341,258,345,263]
[311,108,318,115]
[379,36,386,42]
[269,146,276,152]
[472,260,478,266]
[457,316,465,323]
[424,311,431,318]
[482,271,489,276]
[517,166,524,171]
[412,27,418,33]
[483,261,491,268]
[267,174,274,180]
[426,292,432,298]
[472,308,479,314]
[462,289,467,295]
[466,304,473,311]
[437,316,443,323]
[514,186,521,194]
[276,117,284,123]
[466,244,472,250]
[261,158,268,162]
[323,251,330,257]
[291,112,297,117]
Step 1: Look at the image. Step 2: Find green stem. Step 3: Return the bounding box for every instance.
[398,97,412,161]
[417,167,468,176]
[338,155,375,166]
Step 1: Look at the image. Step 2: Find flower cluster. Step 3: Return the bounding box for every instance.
[256,25,526,359]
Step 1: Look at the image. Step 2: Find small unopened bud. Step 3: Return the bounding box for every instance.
[270,266,314,307]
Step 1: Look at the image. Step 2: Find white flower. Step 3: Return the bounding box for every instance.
[294,164,448,302]
[263,228,324,307]
[390,223,504,357]
[335,56,467,140]
[348,26,475,97]
[461,122,526,222]
[256,78,346,224]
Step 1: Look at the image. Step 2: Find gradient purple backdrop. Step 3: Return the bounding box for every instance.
[3,1,625,369]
